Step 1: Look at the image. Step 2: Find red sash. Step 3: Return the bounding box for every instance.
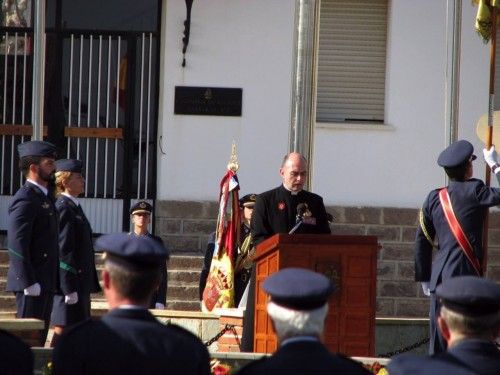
[439,188,482,276]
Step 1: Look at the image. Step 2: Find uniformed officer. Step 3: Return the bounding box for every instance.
[251,152,331,246]
[53,233,210,375]
[6,140,58,345]
[50,159,101,345]
[129,201,169,309]
[236,268,370,375]
[199,193,256,306]
[387,276,500,375]
[415,140,500,354]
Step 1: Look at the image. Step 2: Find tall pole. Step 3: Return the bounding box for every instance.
[483,4,497,273]
[445,0,461,148]
[289,0,318,190]
[32,0,46,140]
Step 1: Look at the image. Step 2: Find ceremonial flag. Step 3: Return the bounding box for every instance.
[202,165,240,312]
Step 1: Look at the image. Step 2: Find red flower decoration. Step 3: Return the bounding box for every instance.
[212,364,231,375]
[278,202,285,210]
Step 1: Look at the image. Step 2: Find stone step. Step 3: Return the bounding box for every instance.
[167,269,200,284]
[0,250,204,312]
[167,282,199,300]
[0,294,202,313]
[0,265,7,278]
[0,295,16,310]
[166,300,201,311]
[0,250,204,269]
[89,298,200,312]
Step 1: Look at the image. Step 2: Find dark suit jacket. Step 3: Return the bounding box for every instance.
[0,329,33,375]
[56,196,100,296]
[251,185,331,245]
[387,339,500,375]
[53,308,210,375]
[7,181,59,292]
[415,179,500,291]
[236,340,371,375]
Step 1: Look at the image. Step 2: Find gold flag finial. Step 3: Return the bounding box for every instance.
[227,141,239,172]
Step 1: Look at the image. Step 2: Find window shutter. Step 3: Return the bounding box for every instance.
[316,0,388,123]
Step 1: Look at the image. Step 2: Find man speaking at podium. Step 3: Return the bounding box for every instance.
[251,152,331,245]
[242,152,331,351]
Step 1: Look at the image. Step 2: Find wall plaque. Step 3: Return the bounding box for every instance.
[174,86,242,116]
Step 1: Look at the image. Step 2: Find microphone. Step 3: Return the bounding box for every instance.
[290,203,308,234]
[296,203,307,223]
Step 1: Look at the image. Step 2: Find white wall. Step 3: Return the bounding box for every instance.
[158,0,296,201]
[313,1,491,208]
[158,1,493,208]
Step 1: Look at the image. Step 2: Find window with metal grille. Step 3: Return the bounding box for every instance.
[316,0,388,124]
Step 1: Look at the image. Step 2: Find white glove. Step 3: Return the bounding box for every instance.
[155,303,165,310]
[24,282,41,296]
[64,291,79,305]
[421,282,430,297]
[483,146,498,168]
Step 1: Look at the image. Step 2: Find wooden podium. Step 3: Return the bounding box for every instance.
[253,234,378,356]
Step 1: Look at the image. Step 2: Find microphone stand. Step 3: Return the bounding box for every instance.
[289,218,303,234]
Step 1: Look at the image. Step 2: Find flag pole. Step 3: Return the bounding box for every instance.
[483,3,497,273]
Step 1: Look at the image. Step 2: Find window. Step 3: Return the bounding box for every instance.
[316,0,388,123]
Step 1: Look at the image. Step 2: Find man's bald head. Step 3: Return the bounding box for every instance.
[280,152,308,193]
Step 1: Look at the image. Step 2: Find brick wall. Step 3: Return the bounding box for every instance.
[155,201,500,318]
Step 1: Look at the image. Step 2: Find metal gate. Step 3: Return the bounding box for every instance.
[0,2,160,233]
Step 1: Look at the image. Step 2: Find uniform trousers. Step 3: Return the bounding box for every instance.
[15,291,53,345]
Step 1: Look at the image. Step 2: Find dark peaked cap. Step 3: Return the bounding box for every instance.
[55,159,83,173]
[130,201,153,215]
[263,268,335,310]
[239,194,257,207]
[17,140,57,158]
[436,275,500,316]
[437,140,476,168]
[95,233,167,268]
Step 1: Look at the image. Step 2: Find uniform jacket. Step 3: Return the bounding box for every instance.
[251,185,331,245]
[236,340,371,375]
[56,196,100,295]
[7,181,59,292]
[415,179,500,291]
[387,339,500,375]
[0,329,34,375]
[129,232,169,307]
[53,308,210,375]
